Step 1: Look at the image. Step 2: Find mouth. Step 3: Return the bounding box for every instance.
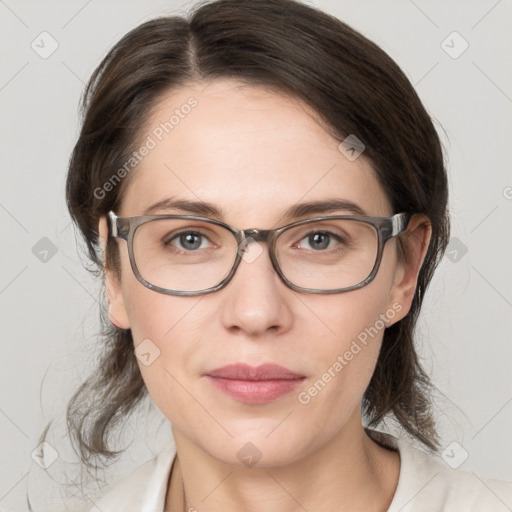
[204,363,306,404]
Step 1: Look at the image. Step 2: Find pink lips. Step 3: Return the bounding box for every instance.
[204,363,306,404]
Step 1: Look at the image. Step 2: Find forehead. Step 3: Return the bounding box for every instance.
[119,79,391,223]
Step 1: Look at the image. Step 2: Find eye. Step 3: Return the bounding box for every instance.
[167,231,211,251]
[297,230,344,251]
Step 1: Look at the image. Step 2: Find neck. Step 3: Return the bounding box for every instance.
[165,418,400,512]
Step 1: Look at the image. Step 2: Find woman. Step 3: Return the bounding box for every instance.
[61,0,511,510]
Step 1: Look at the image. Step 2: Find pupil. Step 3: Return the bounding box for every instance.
[181,233,201,250]
[309,233,329,250]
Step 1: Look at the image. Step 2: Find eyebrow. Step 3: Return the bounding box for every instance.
[143,197,224,217]
[142,197,367,220]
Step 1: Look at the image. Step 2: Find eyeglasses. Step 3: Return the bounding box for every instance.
[107,211,411,296]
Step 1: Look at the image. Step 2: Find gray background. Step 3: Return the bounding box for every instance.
[1,0,511,510]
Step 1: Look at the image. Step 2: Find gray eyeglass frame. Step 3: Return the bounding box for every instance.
[107,210,411,296]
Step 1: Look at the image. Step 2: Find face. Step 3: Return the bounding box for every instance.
[101,79,422,467]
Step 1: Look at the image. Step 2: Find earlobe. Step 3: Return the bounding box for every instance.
[387,214,432,324]
[105,272,131,329]
[98,216,131,330]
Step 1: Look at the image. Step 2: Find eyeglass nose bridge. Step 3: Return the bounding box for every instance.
[236,228,279,258]
[231,228,286,291]
[239,228,273,244]
[235,227,288,279]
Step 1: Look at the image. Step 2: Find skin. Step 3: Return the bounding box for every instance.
[98,78,431,512]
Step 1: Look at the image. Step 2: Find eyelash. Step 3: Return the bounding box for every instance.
[164,230,213,248]
[295,229,346,248]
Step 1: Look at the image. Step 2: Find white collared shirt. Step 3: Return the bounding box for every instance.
[87,431,512,511]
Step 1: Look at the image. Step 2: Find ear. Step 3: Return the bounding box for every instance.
[98,216,131,330]
[386,214,432,325]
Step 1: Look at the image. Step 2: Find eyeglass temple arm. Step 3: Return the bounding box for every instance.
[107,211,120,238]
[391,212,412,236]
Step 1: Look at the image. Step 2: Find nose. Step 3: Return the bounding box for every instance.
[219,240,293,337]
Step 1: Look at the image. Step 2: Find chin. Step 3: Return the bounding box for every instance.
[195,430,312,469]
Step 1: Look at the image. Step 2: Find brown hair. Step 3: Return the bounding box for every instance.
[64,0,449,468]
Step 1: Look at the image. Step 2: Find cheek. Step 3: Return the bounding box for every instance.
[116,252,206,406]
[295,248,400,411]
[125,286,210,426]
[119,266,233,424]
[124,276,205,362]
[313,243,398,348]
[117,242,203,341]
[297,284,391,402]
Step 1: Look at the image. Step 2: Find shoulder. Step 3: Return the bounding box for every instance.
[86,442,176,512]
[369,430,512,512]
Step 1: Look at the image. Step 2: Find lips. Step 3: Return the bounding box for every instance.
[206,363,305,380]
[204,363,306,404]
